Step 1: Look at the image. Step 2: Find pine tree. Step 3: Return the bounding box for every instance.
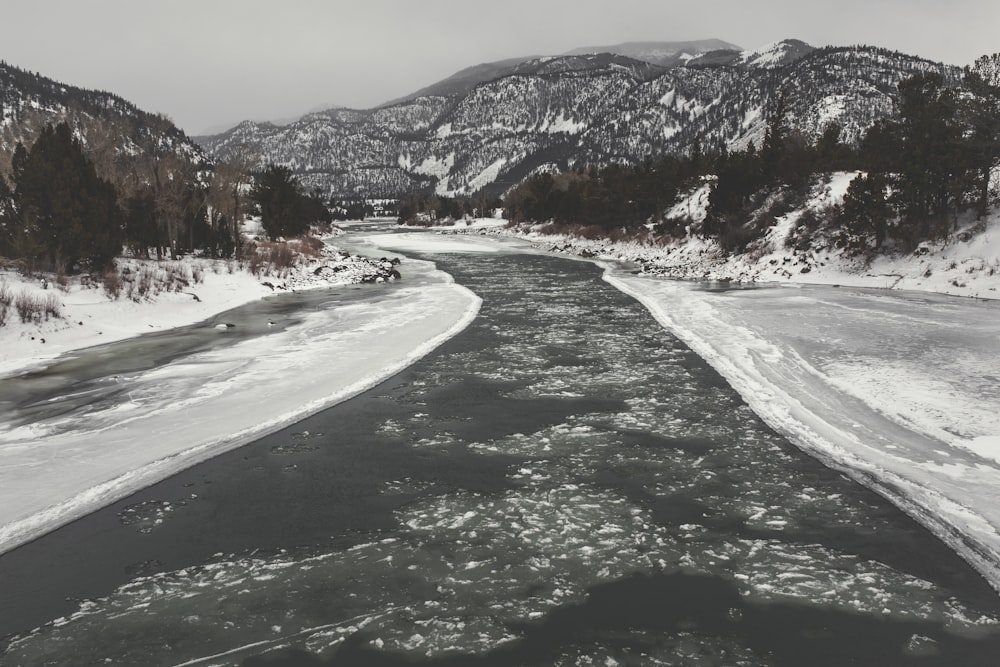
[893,72,962,242]
[13,123,124,272]
[963,53,1000,217]
[837,173,892,253]
[251,165,328,240]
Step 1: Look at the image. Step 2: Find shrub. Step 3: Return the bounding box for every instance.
[13,289,58,323]
[103,270,122,300]
[289,235,324,258]
[0,283,11,327]
[43,293,61,319]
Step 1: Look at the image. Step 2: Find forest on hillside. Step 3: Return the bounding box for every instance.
[0,121,331,279]
[402,55,1000,259]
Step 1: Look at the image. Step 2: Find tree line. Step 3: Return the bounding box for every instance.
[0,121,332,275]
[500,54,1000,257]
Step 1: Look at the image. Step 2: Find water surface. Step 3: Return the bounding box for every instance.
[2,251,999,665]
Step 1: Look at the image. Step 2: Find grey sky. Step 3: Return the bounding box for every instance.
[4,0,998,135]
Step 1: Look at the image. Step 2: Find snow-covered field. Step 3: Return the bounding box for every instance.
[0,238,481,555]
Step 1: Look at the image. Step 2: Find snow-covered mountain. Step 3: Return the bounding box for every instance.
[0,61,206,168]
[196,40,959,199]
[564,39,743,67]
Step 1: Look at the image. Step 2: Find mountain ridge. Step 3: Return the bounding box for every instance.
[0,60,206,171]
[564,38,743,67]
[196,40,957,200]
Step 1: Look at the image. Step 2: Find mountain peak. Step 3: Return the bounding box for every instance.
[736,39,815,69]
[563,39,743,67]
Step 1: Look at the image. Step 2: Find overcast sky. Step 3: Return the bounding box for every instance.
[4,0,998,135]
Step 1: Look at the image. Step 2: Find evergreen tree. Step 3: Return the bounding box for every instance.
[123,192,160,258]
[837,172,892,253]
[0,174,13,256]
[251,165,329,240]
[893,72,962,242]
[12,123,123,272]
[963,53,1000,216]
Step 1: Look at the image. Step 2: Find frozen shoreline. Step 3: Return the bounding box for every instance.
[0,238,402,379]
[603,268,1000,593]
[0,243,482,556]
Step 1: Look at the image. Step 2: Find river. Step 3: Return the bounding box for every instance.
[2,242,999,665]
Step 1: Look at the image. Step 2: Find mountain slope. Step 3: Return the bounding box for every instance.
[565,39,743,67]
[197,41,958,200]
[0,61,206,172]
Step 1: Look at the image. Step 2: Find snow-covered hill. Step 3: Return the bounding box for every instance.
[0,61,206,168]
[197,41,956,200]
[564,38,743,67]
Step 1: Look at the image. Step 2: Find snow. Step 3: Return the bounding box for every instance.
[738,41,792,68]
[815,94,848,127]
[412,153,455,179]
[0,239,390,378]
[602,271,1000,590]
[541,113,586,135]
[465,158,507,193]
[664,176,714,224]
[1,260,271,378]
[5,204,1000,596]
[0,238,481,555]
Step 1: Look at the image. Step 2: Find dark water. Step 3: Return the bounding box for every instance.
[2,252,1000,666]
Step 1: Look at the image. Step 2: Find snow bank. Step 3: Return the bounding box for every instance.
[0,242,394,379]
[603,269,1000,591]
[475,173,1000,301]
[0,244,481,555]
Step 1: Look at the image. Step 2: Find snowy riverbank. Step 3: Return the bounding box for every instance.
[603,270,1000,592]
[0,238,402,379]
[0,238,481,555]
[441,172,1000,301]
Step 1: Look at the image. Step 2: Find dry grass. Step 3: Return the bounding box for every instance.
[102,263,196,302]
[288,235,325,258]
[13,289,61,323]
[242,240,301,277]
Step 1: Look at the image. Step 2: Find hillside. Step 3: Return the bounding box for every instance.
[0,60,207,172]
[460,171,1000,301]
[197,40,956,200]
[564,38,743,67]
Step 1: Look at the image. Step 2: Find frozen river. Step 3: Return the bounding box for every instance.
[2,230,1000,664]
[606,271,1000,590]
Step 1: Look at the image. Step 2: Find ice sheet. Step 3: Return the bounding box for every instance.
[604,269,1000,590]
[0,256,481,555]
